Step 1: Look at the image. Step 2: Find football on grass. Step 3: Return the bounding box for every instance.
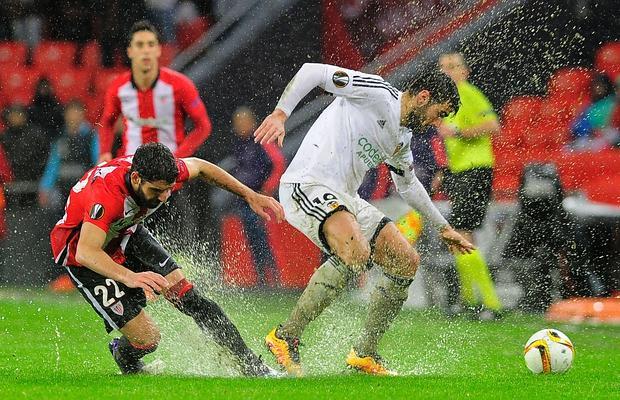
[524,329,574,374]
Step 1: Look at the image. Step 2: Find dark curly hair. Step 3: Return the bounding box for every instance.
[128,20,161,45]
[403,66,461,113]
[130,143,178,184]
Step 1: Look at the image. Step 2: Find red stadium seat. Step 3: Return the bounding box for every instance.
[159,44,177,67]
[547,67,592,100]
[220,215,320,289]
[48,68,90,103]
[176,17,210,50]
[33,41,77,71]
[80,41,101,68]
[0,68,42,106]
[523,97,584,151]
[92,68,123,96]
[497,96,544,151]
[0,42,28,67]
[595,41,620,81]
[84,96,103,124]
[265,219,321,289]
[584,174,620,207]
[220,215,259,287]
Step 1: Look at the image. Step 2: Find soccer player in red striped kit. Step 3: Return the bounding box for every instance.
[98,21,211,162]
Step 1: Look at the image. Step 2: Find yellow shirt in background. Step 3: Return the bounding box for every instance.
[443,81,497,173]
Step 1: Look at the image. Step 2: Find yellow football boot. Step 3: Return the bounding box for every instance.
[345,348,397,376]
[265,327,302,376]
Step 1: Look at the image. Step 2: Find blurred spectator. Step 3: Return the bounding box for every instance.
[38,100,99,213]
[9,0,42,48]
[146,0,178,43]
[175,0,200,24]
[0,104,49,205]
[29,77,64,142]
[227,106,285,287]
[567,74,620,151]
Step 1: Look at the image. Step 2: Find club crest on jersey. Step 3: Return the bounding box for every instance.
[377,119,386,129]
[90,204,105,220]
[110,301,124,316]
[327,200,340,210]
[332,71,350,88]
[392,142,404,156]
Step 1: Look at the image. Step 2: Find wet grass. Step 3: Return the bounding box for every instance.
[0,288,618,399]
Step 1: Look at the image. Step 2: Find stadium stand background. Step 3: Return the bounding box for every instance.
[0,0,618,305]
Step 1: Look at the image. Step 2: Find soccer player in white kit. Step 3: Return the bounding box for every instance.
[255,63,474,376]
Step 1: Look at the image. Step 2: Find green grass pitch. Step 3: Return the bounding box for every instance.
[1,288,618,399]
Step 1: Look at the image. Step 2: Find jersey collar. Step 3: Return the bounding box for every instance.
[130,69,160,91]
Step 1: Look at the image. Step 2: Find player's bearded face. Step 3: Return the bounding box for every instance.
[406,102,453,131]
[404,103,430,131]
[136,180,173,208]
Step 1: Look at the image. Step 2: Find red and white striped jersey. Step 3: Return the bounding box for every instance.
[50,156,189,267]
[99,67,212,158]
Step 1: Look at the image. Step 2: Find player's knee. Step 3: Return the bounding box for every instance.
[382,250,419,279]
[404,252,421,278]
[129,328,161,348]
[338,242,371,273]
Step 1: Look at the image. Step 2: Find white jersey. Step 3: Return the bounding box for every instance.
[280,65,414,195]
[276,63,447,227]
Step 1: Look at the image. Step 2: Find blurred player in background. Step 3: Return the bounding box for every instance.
[50,143,284,376]
[98,20,211,162]
[436,52,503,320]
[98,20,212,247]
[255,63,474,376]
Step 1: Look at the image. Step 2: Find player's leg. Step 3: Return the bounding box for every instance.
[125,225,277,376]
[64,265,154,374]
[348,222,418,375]
[278,210,370,339]
[449,168,502,316]
[267,184,368,374]
[456,228,502,314]
[111,310,161,374]
[163,269,275,376]
[268,211,367,375]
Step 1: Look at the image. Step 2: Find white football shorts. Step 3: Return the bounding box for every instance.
[279,182,389,254]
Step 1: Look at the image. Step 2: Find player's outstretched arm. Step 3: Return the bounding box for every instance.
[75,222,169,295]
[183,157,285,222]
[388,160,474,254]
[254,63,335,147]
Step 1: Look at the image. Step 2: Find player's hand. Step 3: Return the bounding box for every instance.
[98,152,113,164]
[246,192,285,223]
[124,271,169,296]
[439,225,475,255]
[254,109,287,147]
